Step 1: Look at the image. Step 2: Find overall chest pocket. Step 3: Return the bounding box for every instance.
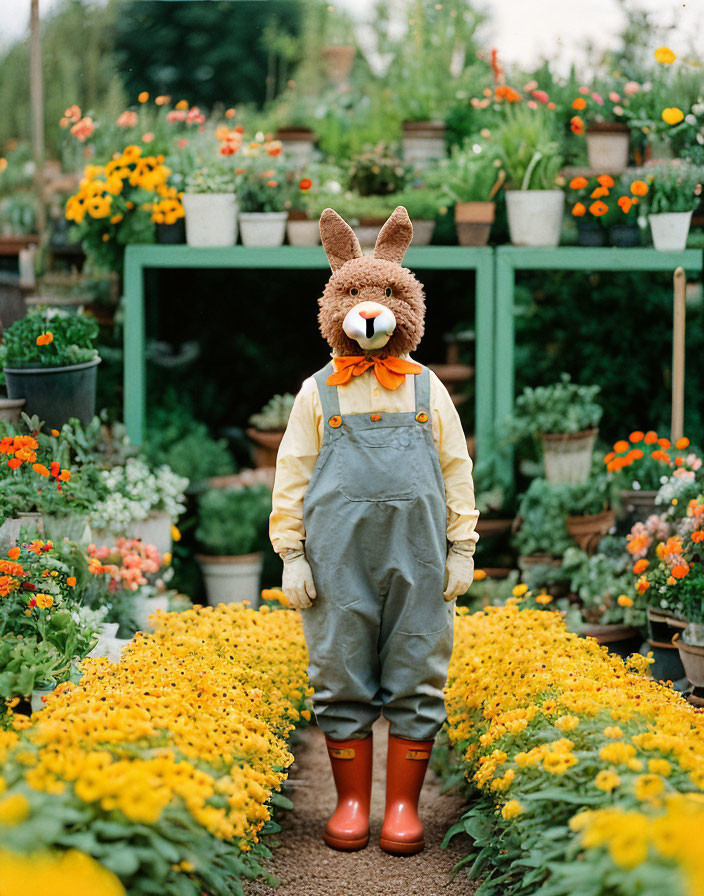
[335,425,425,502]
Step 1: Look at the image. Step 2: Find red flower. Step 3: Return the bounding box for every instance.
[299,178,312,191]
[7,458,21,470]
[570,116,585,135]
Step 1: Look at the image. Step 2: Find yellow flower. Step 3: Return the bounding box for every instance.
[594,769,621,791]
[501,799,523,819]
[0,848,125,895]
[617,594,633,607]
[603,726,623,738]
[512,584,529,597]
[170,524,181,542]
[0,793,30,825]
[662,107,684,125]
[634,774,665,802]
[654,46,676,65]
[555,714,579,732]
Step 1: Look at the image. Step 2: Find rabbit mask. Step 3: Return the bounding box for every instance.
[318,206,426,357]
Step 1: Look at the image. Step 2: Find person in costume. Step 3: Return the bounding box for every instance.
[270,206,478,855]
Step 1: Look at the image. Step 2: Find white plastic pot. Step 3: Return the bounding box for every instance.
[506,190,564,247]
[197,552,263,607]
[133,593,170,632]
[239,212,288,248]
[127,511,173,555]
[586,127,630,173]
[31,686,54,713]
[410,219,435,246]
[287,219,320,247]
[182,193,238,247]
[401,121,446,165]
[649,211,693,251]
[541,428,598,485]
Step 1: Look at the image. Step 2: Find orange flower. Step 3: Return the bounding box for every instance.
[58,469,71,482]
[618,196,633,213]
[597,174,615,188]
[651,449,671,463]
[50,429,59,437]
[589,200,608,216]
[636,577,650,594]
[138,91,149,103]
[7,458,21,470]
[32,463,50,477]
[175,99,188,110]
[36,332,54,346]
[50,461,60,477]
[643,430,658,444]
[572,202,586,217]
[572,97,587,110]
[658,437,671,449]
[266,179,278,187]
[672,562,689,579]
[629,431,644,442]
[67,576,77,587]
[225,108,236,119]
[155,95,170,106]
[591,186,609,199]
[633,559,649,574]
[675,437,689,449]
[631,180,648,197]
[7,547,20,560]
[614,440,630,453]
[473,569,487,581]
[604,451,615,464]
[691,530,704,543]
[570,116,585,135]
[628,448,644,461]
[617,594,633,607]
[570,176,588,190]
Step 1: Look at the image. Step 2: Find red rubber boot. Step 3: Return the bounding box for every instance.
[379,735,433,855]
[323,735,373,851]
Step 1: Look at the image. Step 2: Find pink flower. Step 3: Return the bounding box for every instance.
[579,85,590,95]
[70,116,94,142]
[186,106,205,125]
[625,81,640,96]
[613,105,624,116]
[547,102,556,110]
[592,92,604,105]
[167,109,186,123]
[527,100,537,109]
[609,91,621,103]
[117,110,138,128]
[523,80,538,92]
[177,138,189,148]
[142,132,154,143]
[532,89,549,104]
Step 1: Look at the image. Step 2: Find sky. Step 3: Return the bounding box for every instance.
[2,0,703,71]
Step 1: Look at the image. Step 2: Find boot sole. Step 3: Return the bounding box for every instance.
[379,837,425,856]
[324,831,370,851]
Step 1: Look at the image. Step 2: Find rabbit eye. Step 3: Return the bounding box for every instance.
[350,287,359,296]
[385,287,392,297]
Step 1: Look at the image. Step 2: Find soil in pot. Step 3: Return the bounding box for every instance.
[566,509,615,554]
[4,357,100,431]
[455,202,495,246]
[247,428,284,468]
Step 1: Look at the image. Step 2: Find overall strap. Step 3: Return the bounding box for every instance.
[314,363,341,426]
[414,365,430,416]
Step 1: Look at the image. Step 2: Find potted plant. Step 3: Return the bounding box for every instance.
[495,105,564,247]
[182,163,238,248]
[570,85,631,172]
[0,308,100,431]
[151,186,186,244]
[561,540,644,658]
[605,175,646,247]
[502,374,602,485]
[388,187,443,246]
[512,477,573,566]
[437,139,503,246]
[605,430,693,523]
[567,174,611,246]
[272,92,319,165]
[285,173,320,247]
[563,475,615,554]
[195,485,272,606]
[237,152,288,248]
[328,193,399,248]
[247,393,295,468]
[634,161,704,251]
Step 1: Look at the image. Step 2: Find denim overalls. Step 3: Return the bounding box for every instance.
[301,362,453,741]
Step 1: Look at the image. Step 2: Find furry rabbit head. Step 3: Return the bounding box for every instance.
[318,206,425,357]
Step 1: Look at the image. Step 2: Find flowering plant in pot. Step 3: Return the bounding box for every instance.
[562,474,615,554]
[0,308,100,431]
[347,144,410,198]
[237,143,289,247]
[247,393,295,468]
[501,374,602,485]
[631,161,704,250]
[182,161,239,247]
[570,84,631,172]
[494,105,564,246]
[150,185,185,244]
[284,173,319,246]
[436,137,504,246]
[195,485,272,606]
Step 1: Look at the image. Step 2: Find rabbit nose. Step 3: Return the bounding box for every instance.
[360,309,382,319]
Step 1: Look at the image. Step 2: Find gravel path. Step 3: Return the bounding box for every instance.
[247,720,477,896]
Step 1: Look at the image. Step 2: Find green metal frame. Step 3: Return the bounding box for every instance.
[123,244,495,458]
[494,246,704,489]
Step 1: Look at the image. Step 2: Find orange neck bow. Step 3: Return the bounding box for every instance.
[326,355,422,391]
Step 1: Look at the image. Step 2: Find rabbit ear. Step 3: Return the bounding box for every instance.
[320,208,363,271]
[374,206,413,264]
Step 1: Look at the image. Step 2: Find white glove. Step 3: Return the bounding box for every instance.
[443,543,475,602]
[281,552,317,610]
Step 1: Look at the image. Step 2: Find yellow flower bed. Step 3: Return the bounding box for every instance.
[0,603,309,896]
[444,602,704,896]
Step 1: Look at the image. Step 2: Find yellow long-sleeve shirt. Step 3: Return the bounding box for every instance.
[269,361,479,556]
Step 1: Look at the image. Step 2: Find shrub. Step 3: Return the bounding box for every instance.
[0,308,99,369]
[195,485,272,556]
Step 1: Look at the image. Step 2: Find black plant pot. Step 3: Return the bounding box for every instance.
[610,224,641,247]
[4,358,100,430]
[156,220,186,244]
[577,219,607,247]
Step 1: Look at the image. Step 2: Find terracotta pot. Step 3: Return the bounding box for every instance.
[518,554,562,570]
[0,397,25,423]
[322,45,355,84]
[276,127,316,166]
[197,552,263,607]
[475,517,513,538]
[586,122,630,172]
[401,120,446,165]
[580,622,642,659]
[454,202,495,247]
[247,428,284,468]
[674,632,704,688]
[354,217,386,248]
[541,428,598,485]
[566,508,615,554]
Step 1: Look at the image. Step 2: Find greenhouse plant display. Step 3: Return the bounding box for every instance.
[247,393,295,468]
[634,160,704,250]
[195,484,272,606]
[271,205,478,855]
[0,308,100,431]
[502,374,602,485]
[182,161,239,248]
[495,104,564,246]
[566,173,648,247]
[436,138,503,246]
